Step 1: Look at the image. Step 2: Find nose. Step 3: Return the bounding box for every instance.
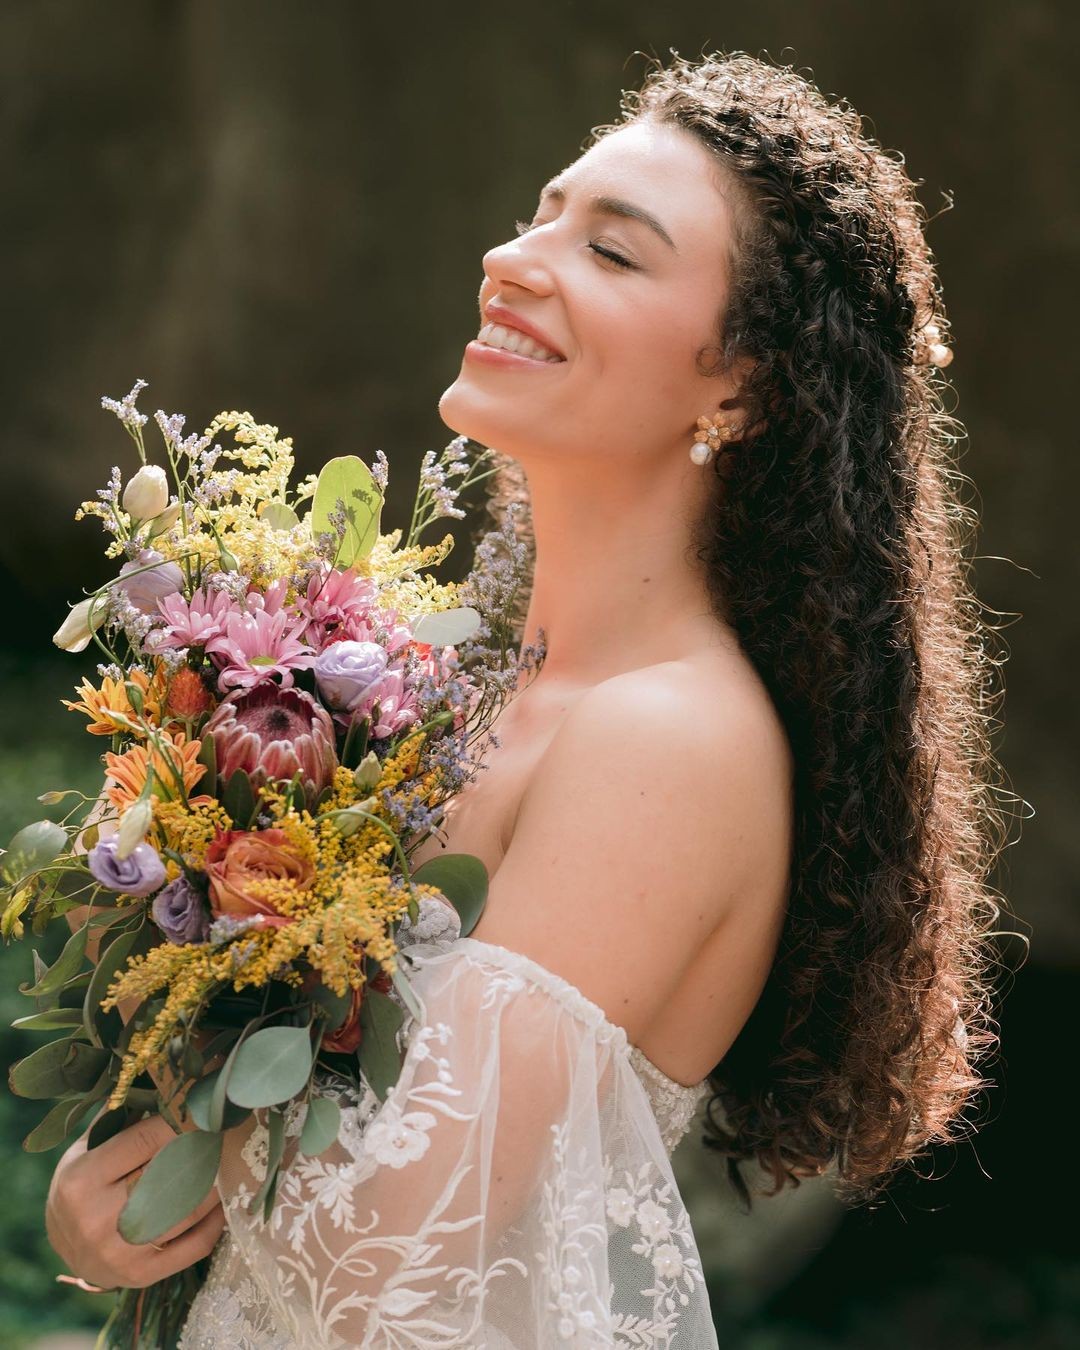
[480,229,555,301]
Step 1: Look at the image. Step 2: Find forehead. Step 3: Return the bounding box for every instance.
[547,120,733,251]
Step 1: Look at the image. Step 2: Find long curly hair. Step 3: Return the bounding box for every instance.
[477,48,1014,1211]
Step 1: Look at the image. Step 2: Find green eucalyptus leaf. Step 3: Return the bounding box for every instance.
[261,501,301,532]
[226,1026,314,1109]
[8,1036,79,1098]
[299,1096,341,1158]
[20,924,88,998]
[1,820,68,885]
[117,1128,223,1245]
[410,606,483,648]
[61,1042,110,1093]
[310,983,352,1032]
[311,456,382,568]
[357,988,405,1103]
[186,1069,251,1133]
[249,1107,286,1220]
[23,1096,90,1153]
[12,1007,86,1032]
[83,927,139,1047]
[411,853,489,937]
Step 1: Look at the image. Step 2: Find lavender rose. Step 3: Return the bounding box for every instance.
[87,836,167,897]
[314,640,388,712]
[151,876,211,944]
[117,548,185,616]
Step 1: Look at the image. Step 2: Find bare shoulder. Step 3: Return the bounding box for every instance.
[468,651,794,1043]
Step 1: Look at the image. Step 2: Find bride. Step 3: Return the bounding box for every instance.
[45,49,1005,1347]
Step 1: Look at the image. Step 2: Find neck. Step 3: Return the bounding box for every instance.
[514,454,731,690]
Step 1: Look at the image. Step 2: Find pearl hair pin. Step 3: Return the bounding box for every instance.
[690,412,738,465]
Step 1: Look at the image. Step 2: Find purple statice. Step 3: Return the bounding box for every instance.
[101,379,149,430]
[203,569,252,603]
[151,876,211,944]
[88,837,167,897]
[370,449,390,494]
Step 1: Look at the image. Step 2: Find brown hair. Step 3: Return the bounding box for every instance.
[477,48,1017,1211]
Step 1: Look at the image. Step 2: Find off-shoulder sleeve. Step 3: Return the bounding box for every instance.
[205,936,719,1349]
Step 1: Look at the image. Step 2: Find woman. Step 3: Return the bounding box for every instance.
[46,49,1006,1346]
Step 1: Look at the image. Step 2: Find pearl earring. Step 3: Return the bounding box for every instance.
[690,413,737,466]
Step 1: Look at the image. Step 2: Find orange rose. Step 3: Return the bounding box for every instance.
[205,828,314,928]
[302,968,393,1055]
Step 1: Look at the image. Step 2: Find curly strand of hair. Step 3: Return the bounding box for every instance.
[476,48,1018,1213]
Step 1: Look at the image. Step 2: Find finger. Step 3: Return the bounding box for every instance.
[140,1201,227,1279]
[151,1190,224,1248]
[93,1115,177,1184]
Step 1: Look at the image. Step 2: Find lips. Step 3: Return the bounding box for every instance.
[481,303,566,360]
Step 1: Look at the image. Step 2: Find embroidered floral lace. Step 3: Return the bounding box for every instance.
[177,898,718,1347]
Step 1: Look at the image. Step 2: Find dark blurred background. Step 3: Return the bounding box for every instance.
[2,2,1075,1346]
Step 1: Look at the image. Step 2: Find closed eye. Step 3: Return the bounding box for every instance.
[513,218,636,271]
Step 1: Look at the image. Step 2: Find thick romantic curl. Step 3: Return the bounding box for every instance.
[482,49,1014,1210]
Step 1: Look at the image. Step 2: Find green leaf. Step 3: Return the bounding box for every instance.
[357,988,405,1103]
[299,1095,340,1158]
[249,1107,285,1220]
[310,982,353,1032]
[341,714,371,771]
[117,1128,223,1245]
[311,456,382,568]
[222,769,256,828]
[83,926,140,1047]
[87,1102,143,1150]
[8,1036,79,1098]
[410,606,483,648]
[186,1069,251,1133]
[411,853,489,937]
[61,1042,110,1093]
[226,1025,314,1109]
[196,734,217,799]
[1,820,68,885]
[12,1007,87,1032]
[23,1096,90,1153]
[20,923,88,998]
[260,501,301,532]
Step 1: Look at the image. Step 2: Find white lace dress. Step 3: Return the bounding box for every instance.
[177,897,718,1348]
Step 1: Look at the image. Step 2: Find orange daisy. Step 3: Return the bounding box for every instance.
[104,729,209,811]
[63,667,164,737]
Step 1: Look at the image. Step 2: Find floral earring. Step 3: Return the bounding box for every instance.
[689,412,738,466]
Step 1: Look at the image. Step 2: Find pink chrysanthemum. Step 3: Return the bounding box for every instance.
[298,565,378,645]
[205,609,315,692]
[244,577,289,617]
[149,588,234,651]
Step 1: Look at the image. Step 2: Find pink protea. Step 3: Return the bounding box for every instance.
[297,565,379,646]
[205,609,315,692]
[204,684,337,808]
[149,588,234,652]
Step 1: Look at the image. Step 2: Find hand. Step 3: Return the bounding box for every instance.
[46,1114,225,1290]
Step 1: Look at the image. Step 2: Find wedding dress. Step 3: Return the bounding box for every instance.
[177,896,720,1348]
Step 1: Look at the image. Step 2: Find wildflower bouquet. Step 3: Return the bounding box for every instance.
[1,380,544,1346]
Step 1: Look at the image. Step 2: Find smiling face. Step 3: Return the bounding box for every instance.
[438,118,746,469]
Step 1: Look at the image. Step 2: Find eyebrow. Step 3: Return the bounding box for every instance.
[539,177,678,252]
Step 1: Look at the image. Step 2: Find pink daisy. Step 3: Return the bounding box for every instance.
[149,588,234,651]
[297,566,378,645]
[205,609,315,692]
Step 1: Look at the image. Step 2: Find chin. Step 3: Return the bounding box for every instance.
[437,377,517,455]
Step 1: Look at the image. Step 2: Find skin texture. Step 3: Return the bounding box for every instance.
[441,119,755,685]
[48,119,789,1289]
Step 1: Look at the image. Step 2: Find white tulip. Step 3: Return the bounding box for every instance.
[122,465,170,522]
[52,595,107,653]
[115,796,153,860]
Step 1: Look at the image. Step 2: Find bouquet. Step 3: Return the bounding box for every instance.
[0,379,544,1346]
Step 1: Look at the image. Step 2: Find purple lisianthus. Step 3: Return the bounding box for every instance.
[87,836,167,897]
[314,640,388,712]
[151,876,211,944]
[117,548,185,616]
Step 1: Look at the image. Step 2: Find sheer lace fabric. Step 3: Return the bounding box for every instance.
[178,899,718,1348]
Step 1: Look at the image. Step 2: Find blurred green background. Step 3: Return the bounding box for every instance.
[1,2,1075,1346]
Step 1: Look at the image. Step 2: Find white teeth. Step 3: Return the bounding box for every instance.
[477,322,562,362]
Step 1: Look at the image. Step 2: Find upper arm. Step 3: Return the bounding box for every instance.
[469,667,793,1044]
